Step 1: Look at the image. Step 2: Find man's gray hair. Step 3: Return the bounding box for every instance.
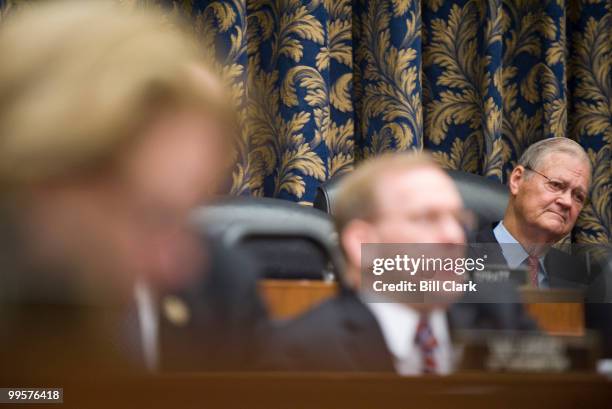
[518,138,591,175]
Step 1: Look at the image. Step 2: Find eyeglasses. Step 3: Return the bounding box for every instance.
[524,166,588,206]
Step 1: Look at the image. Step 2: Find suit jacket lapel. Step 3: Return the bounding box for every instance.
[471,223,507,266]
[339,294,395,372]
[474,224,497,242]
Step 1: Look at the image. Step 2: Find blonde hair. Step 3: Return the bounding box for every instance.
[334,152,440,233]
[0,0,233,191]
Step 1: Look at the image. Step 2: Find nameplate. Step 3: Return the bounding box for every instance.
[455,330,599,372]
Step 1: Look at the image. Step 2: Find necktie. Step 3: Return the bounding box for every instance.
[527,255,540,288]
[415,315,438,374]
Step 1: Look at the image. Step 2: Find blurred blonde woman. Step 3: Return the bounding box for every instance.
[0,1,261,377]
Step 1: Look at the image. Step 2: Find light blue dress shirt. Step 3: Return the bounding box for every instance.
[493,221,549,288]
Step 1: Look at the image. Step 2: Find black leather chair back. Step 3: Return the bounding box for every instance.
[446,170,509,226]
[313,170,509,228]
[191,197,343,280]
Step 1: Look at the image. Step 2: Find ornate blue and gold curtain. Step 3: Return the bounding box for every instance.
[1,0,609,244]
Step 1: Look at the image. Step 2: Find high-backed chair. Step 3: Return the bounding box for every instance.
[191,197,343,280]
[313,170,509,229]
[585,248,612,356]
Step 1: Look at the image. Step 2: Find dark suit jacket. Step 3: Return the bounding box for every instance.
[0,219,268,375]
[262,288,537,372]
[585,252,612,357]
[158,239,268,372]
[472,223,590,289]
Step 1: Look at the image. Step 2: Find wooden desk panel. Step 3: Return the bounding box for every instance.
[521,288,585,336]
[526,303,584,336]
[259,279,585,336]
[259,279,338,320]
[10,372,610,409]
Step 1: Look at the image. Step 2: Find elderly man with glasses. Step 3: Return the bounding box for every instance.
[473,138,592,289]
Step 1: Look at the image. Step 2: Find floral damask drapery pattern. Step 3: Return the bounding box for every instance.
[0,0,609,244]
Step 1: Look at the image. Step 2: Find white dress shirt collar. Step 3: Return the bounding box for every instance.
[363,301,453,375]
[493,221,548,287]
[134,279,159,371]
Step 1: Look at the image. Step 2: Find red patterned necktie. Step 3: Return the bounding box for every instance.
[527,255,540,288]
[415,315,438,374]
